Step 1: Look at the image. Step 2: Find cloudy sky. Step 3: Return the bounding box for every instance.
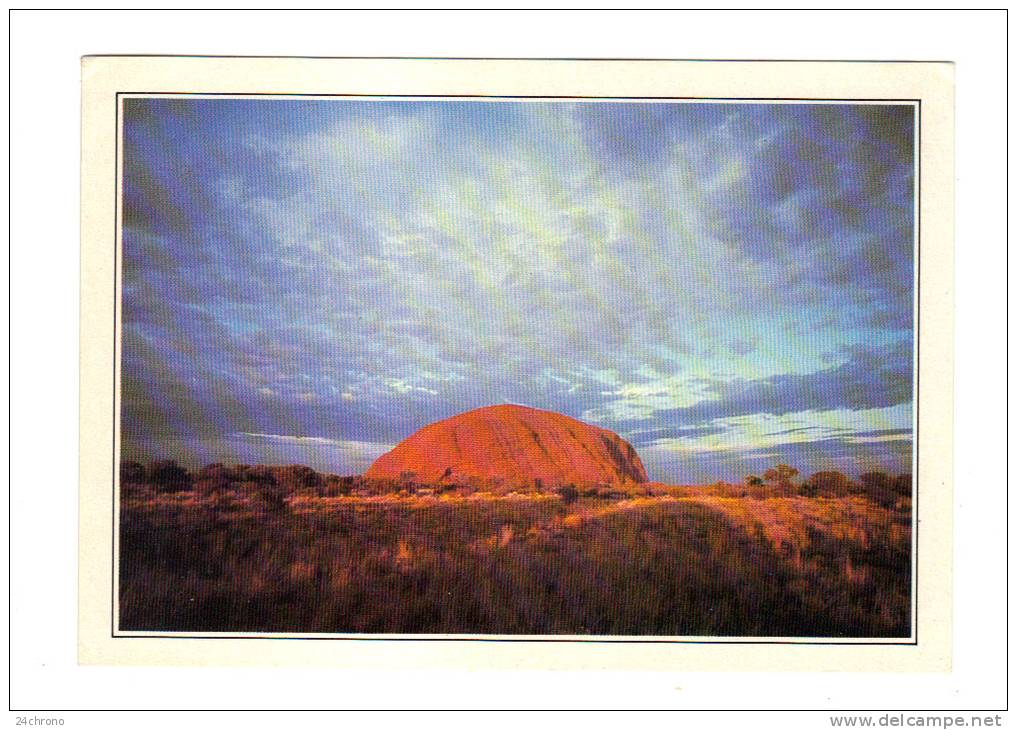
[120,97,915,483]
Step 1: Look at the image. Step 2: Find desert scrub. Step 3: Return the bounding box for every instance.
[119,492,910,636]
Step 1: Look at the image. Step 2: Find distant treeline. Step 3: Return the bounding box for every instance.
[120,459,912,508]
[121,460,373,504]
[119,460,469,505]
[682,463,913,508]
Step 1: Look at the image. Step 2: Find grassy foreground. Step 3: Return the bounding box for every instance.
[119,484,911,637]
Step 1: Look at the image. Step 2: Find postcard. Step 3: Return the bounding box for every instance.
[79,57,954,669]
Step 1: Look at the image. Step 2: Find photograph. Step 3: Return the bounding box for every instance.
[10,6,994,719]
[115,96,917,639]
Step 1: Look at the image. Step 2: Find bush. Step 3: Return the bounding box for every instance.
[763,464,799,489]
[246,480,290,513]
[860,471,892,491]
[236,464,277,485]
[893,474,912,496]
[197,463,237,482]
[859,472,901,508]
[119,460,146,485]
[557,484,579,505]
[320,475,354,497]
[194,463,236,499]
[146,460,192,492]
[805,470,857,497]
[270,465,322,492]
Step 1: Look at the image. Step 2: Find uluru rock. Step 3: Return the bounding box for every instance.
[365,404,648,488]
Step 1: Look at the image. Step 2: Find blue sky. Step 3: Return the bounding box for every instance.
[120,98,915,483]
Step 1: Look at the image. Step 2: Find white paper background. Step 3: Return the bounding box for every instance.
[6,8,1009,724]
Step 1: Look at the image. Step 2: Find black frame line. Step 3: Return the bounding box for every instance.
[85,52,958,63]
[121,91,923,101]
[110,91,922,646]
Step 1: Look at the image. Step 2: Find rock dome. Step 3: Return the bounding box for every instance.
[365,404,648,487]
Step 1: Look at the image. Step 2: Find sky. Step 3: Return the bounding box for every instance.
[120,97,915,483]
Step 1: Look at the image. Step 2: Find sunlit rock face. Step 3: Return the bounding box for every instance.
[364,404,648,488]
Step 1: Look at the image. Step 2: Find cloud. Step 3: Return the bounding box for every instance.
[119,99,915,482]
[613,342,912,431]
[122,432,393,475]
[637,404,913,484]
[641,403,911,454]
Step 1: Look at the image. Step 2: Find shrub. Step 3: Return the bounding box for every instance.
[764,464,799,488]
[119,460,146,485]
[197,463,236,481]
[146,460,192,492]
[859,472,900,507]
[320,475,354,497]
[893,474,912,497]
[270,465,322,492]
[435,481,460,495]
[557,484,579,505]
[194,463,237,499]
[859,471,892,491]
[805,470,857,497]
[246,480,290,513]
[236,464,277,485]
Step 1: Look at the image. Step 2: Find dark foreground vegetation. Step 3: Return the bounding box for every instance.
[119,461,912,637]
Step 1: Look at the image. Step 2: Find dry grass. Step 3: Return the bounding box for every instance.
[119,484,910,637]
